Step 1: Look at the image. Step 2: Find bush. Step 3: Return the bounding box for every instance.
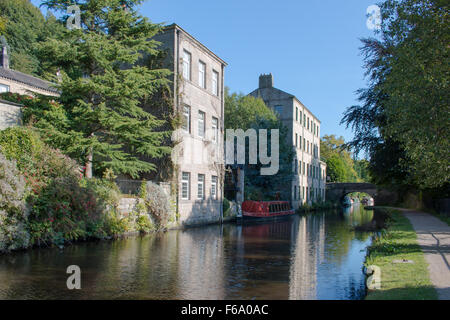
[136,214,154,234]
[103,210,130,237]
[0,127,80,194]
[0,127,125,247]
[0,151,30,253]
[81,178,121,210]
[140,182,171,229]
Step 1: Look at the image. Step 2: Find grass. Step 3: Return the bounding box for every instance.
[365,209,438,300]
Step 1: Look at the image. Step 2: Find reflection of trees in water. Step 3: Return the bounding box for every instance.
[0,210,373,300]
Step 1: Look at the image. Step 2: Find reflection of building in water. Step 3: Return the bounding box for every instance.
[289,215,326,300]
[176,228,225,299]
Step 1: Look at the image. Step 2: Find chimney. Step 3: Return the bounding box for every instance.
[259,73,273,88]
[0,36,9,69]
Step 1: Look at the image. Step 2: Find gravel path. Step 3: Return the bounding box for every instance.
[402,210,450,300]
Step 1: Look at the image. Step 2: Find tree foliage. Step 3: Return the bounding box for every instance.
[320,135,360,182]
[224,89,295,201]
[0,0,65,75]
[37,0,172,178]
[342,0,449,189]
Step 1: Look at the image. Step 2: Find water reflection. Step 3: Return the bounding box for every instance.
[0,206,373,300]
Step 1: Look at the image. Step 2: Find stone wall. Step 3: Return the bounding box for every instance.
[0,99,21,130]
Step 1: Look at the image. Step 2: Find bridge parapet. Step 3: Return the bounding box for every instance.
[326,183,398,205]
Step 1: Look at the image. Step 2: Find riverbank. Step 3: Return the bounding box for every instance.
[365,208,437,300]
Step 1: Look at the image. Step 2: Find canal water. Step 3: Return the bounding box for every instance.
[0,205,374,300]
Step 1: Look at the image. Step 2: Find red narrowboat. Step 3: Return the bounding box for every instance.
[241,201,295,220]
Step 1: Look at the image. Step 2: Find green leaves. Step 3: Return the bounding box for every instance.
[36,0,173,178]
[342,0,449,190]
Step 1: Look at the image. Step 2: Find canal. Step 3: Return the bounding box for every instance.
[0,205,374,300]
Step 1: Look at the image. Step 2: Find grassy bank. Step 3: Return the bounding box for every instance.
[365,208,437,300]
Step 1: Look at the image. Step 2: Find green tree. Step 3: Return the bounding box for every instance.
[325,155,347,183]
[320,135,358,182]
[353,159,371,182]
[224,89,295,200]
[224,88,278,129]
[0,0,64,75]
[342,0,449,189]
[38,0,172,178]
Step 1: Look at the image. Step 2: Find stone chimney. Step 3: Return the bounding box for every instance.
[0,36,9,69]
[259,73,273,88]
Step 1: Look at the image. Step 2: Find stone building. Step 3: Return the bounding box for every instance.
[0,38,59,130]
[152,24,227,226]
[249,74,326,208]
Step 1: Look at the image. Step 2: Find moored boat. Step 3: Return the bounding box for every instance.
[241,201,295,220]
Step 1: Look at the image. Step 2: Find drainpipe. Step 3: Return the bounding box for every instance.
[220,63,225,224]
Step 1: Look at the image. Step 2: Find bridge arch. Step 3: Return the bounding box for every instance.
[326,183,398,205]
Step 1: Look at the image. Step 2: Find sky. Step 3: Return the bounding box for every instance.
[32,0,380,143]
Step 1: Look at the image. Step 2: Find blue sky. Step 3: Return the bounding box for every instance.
[32,0,380,142]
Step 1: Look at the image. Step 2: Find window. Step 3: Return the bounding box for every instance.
[299,111,302,124]
[294,186,297,200]
[197,174,205,200]
[295,133,298,147]
[212,70,219,96]
[303,161,306,175]
[294,160,298,174]
[198,111,205,138]
[303,114,306,127]
[182,105,191,133]
[182,50,191,80]
[307,141,310,154]
[0,84,10,93]
[307,164,310,176]
[299,136,302,150]
[303,138,306,151]
[211,176,218,199]
[198,61,206,88]
[212,117,218,143]
[302,187,305,199]
[181,172,190,200]
[307,117,310,130]
[274,105,283,116]
[296,107,298,121]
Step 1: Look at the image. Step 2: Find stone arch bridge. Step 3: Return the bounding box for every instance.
[326,183,398,205]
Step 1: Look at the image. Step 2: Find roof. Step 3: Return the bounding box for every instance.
[249,86,321,124]
[162,24,227,66]
[0,67,59,94]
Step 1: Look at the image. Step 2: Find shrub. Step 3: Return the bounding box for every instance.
[27,176,103,245]
[141,182,171,229]
[136,214,154,234]
[0,151,30,253]
[103,210,130,237]
[81,178,121,210]
[0,127,80,194]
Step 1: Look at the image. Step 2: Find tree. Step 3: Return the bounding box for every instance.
[326,155,347,183]
[342,0,449,189]
[224,89,295,200]
[38,0,172,178]
[320,135,358,182]
[224,88,277,129]
[0,0,64,75]
[353,159,371,183]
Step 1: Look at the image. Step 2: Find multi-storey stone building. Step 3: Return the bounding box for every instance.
[153,24,227,226]
[249,74,326,208]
